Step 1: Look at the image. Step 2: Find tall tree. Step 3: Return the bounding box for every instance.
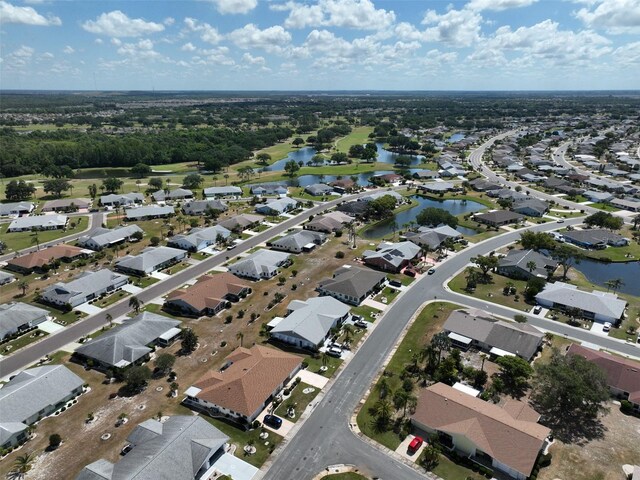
[102,177,124,193]
[5,180,36,201]
[128,296,142,314]
[551,244,582,280]
[43,178,71,198]
[284,160,300,177]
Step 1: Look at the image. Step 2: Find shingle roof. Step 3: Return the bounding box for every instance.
[165,273,249,314]
[125,205,175,220]
[8,214,67,230]
[497,249,558,278]
[561,229,628,246]
[567,344,640,404]
[42,198,91,210]
[305,211,352,232]
[256,197,298,214]
[0,302,50,338]
[475,210,524,223]
[318,265,386,299]
[7,244,90,270]
[412,383,549,477]
[305,183,334,195]
[181,199,228,215]
[535,281,627,319]
[116,246,185,274]
[272,297,350,346]
[269,230,326,251]
[363,241,420,268]
[152,188,193,202]
[75,312,181,368]
[77,225,143,249]
[218,214,263,231]
[228,249,290,278]
[168,225,231,250]
[76,416,229,480]
[100,193,144,205]
[192,345,302,418]
[203,186,243,196]
[0,202,33,216]
[41,269,128,306]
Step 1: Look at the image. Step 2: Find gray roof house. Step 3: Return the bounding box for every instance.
[8,214,68,232]
[535,281,627,324]
[359,190,403,203]
[152,188,194,202]
[271,297,351,350]
[182,199,228,216]
[0,271,15,286]
[583,190,615,203]
[268,230,327,253]
[77,225,143,251]
[76,416,234,480]
[443,309,544,360]
[249,183,288,196]
[100,193,144,207]
[305,211,353,233]
[417,182,457,194]
[512,198,549,217]
[474,210,524,227]
[41,198,92,212]
[304,183,334,196]
[318,265,386,306]
[0,365,85,449]
[561,229,630,249]
[218,214,263,232]
[255,197,298,215]
[404,225,461,249]
[40,269,129,308]
[497,249,558,280]
[115,246,187,276]
[203,186,243,198]
[75,312,181,369]
[0,302,50,340]
[0,201,34,217]
[167,226,231,252]
[125,205,175,220]
[227,249,290,280]
[610,197,640,212]
[363,241,421,272]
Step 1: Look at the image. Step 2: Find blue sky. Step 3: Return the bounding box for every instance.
[1,0,639,90]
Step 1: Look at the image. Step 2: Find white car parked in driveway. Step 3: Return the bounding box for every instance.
[327,345,342,357]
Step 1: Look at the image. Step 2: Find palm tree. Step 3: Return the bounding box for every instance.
[321,351,330,368]
[30,231,40,251]
[526,261,537,274]
[211,175,218,186]
[420,344,438,376]
[128,296,142,315]
[11,452,36,479]
[479,353,488,372]
[608,278,625,293]
[377,377,390,399]
[431,331,451,365]
[342,324,354,344]
[223,174,229,185]
[236,331,244,347]
[106,313,113,328]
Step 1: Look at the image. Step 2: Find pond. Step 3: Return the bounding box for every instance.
[448,132,466,143]
[375,143,424,166]
[572,258,640,297]
[362,195,485,239]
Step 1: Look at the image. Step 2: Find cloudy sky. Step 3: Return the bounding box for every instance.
[1,0,639,91]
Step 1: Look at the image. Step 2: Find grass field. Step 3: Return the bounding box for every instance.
[335,126,374,153]
[273,381,321,423]
[0,217,88,252]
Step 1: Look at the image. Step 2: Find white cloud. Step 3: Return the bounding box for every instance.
[13,45,34,58]
[63,45,75,54]
[181,42,197,52]
[613,41,640,65]
[41,52,54,59]
[3,45,35,71]
[184,17,223,44]
[228,24,291,53]
[164,17,175,26]
[117,38,161,60]
[467,0,538,11]
[421,8,483,47]
[208,0,257,14]
[242,52,265,65]
[95,38,103,44]
[275,0,395,31]
[82,10,165,37]
[0,1,61,26]
[111,38,122,46]
[575,0,640,34]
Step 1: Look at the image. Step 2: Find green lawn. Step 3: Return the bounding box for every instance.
[335,126,374,153]
[96,290,130,308]
[131,276,160,288]
[1,329,48,355]
[356,302,459,450]
[273,381,320,423]
[322,473,369,480]
[431,454,485,480]
[574,242,640,262]
[305,354,342,377]
[350,304,382,322]
[448,271,532,314]
[0,219,88,253]
[160,261,191,275]
[589,202,619,212]
[374,286,401,305]
[190,252,209,261]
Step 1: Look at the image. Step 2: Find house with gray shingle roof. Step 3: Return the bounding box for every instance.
[74,312,181,370]
[0,302,50,340]
[181,199,228,216]
[403,225,461,249]
[255,197,298,215]
[167,225,231,252]
[497,249,558,280]
[227,249,290,280]
[0,365,85,449]
[77,225,143,251]
[41,198,91,212]
[249,183,288,196]
[561,229,630,249]
[271,297,351,350]
[100,193,144,207]
[8,214,68,232]
[0,202,34,217]
[305,211,353,233]
[218,214,263,232]
[40,269,129,308]
[115,246,187,276]
[317,265,386,305]
[268,230,326,253]
[0,271,15,286]
[363,241,421,272]
[152,188,194,203]
[125,205,175,220]
[535,281,627,324]
[512,198,549,217]
[76,416,235,480]
[203,186,243,198]
[304,183,334,196]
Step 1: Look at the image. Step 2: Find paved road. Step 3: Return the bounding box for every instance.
[0,190,390,378]
[0,211,104,263]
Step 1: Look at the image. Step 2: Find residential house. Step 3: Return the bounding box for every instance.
[255,197,298,216]
[358,190,403,204]
[474,211,524,227]
[8,214,68,232]
[411,383,550,480]
[250,183,288,196]
[100,193,144,207]
[270,297,351,350]
[167,225,231,252]
[76,416,238,480]
[535,281,627,324]
[74,312,181,370]
[336,200,369,217]
[0,365,84,449]
[555,185,585,196]
[6,244,92,274]
[497,249,558,280]
[0,271,15,286]
[512,198,549,217]
[304,183,334,196]
[412,170,440,180]
[329,178,356,193]
[203,186,243,198]
[0,202,34,217]
[542,177,568,190]
[41,198,91,212]
[152,188,194,203]
[417,182,457,194]
[403,225,461,249]
[115,246,187,276]
[567,344,640,414]
[40,269,129,308]
[371,173,403,184]
[268,230,327,253]
[610,197,640,212]
[185,345,302,424]
[181,199,228,216]
[0,302,50,340]
[363,241,421,272]
[305,211,353,233]
[583,190,614,203]
[561,229,630,249]
[125,205,175,221]
[469,179,501,192]
[227,249,290,280]
[77,225,143,251]
[164,273,251,317]
[443,309,544,360]
[317,265,386,305]
[218,214,263,232]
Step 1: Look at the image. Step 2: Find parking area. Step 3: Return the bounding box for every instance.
[590,322,611,337]
[75,303,103,315]
[37,319,66,334]
[121,284,143,294]
[255,410,295,437]
[395,434,427,462]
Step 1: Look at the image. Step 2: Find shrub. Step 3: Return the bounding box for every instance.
[225,315,233,324]
[335,251,345,259]
[49,433,62,450]
[621,400,633,414]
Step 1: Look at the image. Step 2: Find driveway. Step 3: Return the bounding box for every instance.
[295,369,329,389]
[150,271,170,280]
[75,303,103,315]
[362,298,387,310]
[256,410,295,437]
[590,322,610,337]
[37,320,65,334]
[121,284,143,294]
[395,434,426,462]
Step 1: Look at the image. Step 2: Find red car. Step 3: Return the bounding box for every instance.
[408,436,424,453]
